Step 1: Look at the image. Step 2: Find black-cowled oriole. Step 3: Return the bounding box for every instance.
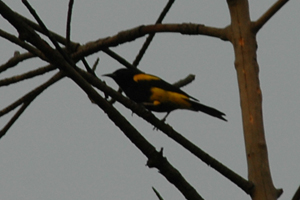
[103,68,227,121]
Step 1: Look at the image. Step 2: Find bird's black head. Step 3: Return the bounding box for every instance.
[103,68,142,85]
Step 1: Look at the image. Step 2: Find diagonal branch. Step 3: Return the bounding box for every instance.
[292,185,300,200]
[0,29,45,59]
[1,2,205,198]
[0,100,31,138]
[103,48,136,69]
[76,23,228,58]
[0,52,34,73]
[78,68,254,194]
[66,0,74,51]
[132,0,175,67]
[22,0,74,67]
[0,65,56,87]
[0,72,64,118]
[0,72,64,138]
[252,0,290,33]
[14,12,79,51]
[152,187,164,200]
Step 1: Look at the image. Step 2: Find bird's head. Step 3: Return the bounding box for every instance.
[103,68,141,82]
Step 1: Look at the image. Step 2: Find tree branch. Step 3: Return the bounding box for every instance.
[0,72,64,138]
[152,187,164,200]
[0,3,205,198]
[292,185,300,200]
[0,52,34,73]
[76,23,228,58]
[0,65,56,87]
[227,0,282,198]
[102,48,136,69]
[0,100,31,138]
[78,68,254,194]
[66,0,74,51]
[252,0,290,33]
[172,74,195,88]
[0,29,45,59]
[132,0,175,67]
[14,12,79,51]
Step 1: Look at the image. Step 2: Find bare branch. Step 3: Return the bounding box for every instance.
[172,74,196,88]
[0,65,56,87]
[1,2,205,196]
[76,23,228,58]
[0,52,34,73]
[0,72,64,140]
[0,72,64,118]
[103,48,136,69]
[252,0,290,33]
[0,100,31,138]
[132,0,175,67]
[22,0,74,67]
[66,0,74,51]
[227,0,282,198]
[92,57,99,72]
[152,187,164,200]
[14,12,79,51]
[78,68,254,194]
[0,29,45,59]
[81,57,96,76]
[292,186,300,200]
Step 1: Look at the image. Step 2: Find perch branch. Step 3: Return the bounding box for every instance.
[78,68,254,194]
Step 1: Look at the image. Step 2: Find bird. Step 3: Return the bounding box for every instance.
[103,68,227,121]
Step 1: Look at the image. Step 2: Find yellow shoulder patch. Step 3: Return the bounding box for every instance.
[133,74,160,82]
[150,87,192,109]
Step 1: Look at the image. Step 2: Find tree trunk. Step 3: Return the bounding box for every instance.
[226,0,278,199]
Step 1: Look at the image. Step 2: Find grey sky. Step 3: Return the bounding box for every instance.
[0,0,299,199]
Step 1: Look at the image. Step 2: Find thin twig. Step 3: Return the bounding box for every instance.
[0,72,64,138]
[102,48,136,70]
[22,0,74,66]
[15,12,79,51]
[0,100,31,139]
[66,0,74,51]
[252,0,290,32]
[172,74,195,88]
[81,57,96,76]
[0,29,45,59]
[132,0,175,67]
[0,72,64,118]
[92,58,99,72]
[292,186,300,200]
[0,65,56,87]
[152,187,164,200]
[0,52,34,73]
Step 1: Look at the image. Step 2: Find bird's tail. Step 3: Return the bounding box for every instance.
[189,101,227,121]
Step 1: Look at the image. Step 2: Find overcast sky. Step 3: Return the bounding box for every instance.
[0,0,299,199]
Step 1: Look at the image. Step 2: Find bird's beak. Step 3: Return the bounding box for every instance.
[102,73,115,78]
